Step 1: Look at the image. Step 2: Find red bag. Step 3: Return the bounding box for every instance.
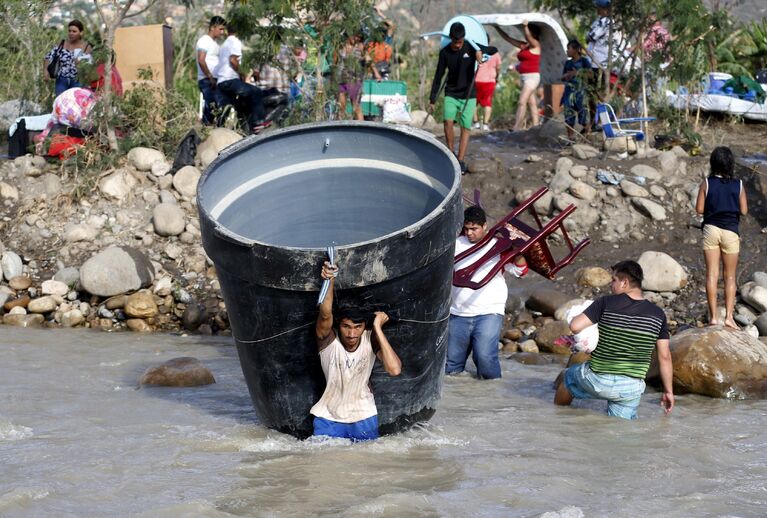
[47,134,85,160]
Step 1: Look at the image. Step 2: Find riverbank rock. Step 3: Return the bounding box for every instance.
[126,318,153,333]
[127,147,166,172]
[3,313,44,327]
[740,282,767,313]
[550,158,574,193]
[27,296,57,314]
[124,291,158,318]
[139,357,216,387]
[576,267,611,288]
[638,251,687,292]
[527,288,571,316]
[8,276,31,291]
[648,327,767,398]
[172,166,201,198]
[152,203,186,237]
[196,128,242,168]
[753,313,767,336]
[572,144,599,160]
[630,164,663,181]
[631,198,667,220]
[41,280,68,296]
[99,169,138,200]
[535,320,572,354]
[1,251,23,281]
[752,272,767,289]
[620,180,649,198]
[79,246,155,297]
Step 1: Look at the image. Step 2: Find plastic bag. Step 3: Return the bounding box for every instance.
[565,300,599,353]
[382,94,411,123]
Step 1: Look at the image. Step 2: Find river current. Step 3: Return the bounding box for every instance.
[2,327,766,517]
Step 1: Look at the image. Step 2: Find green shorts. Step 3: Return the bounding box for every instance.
[444,96,476,129]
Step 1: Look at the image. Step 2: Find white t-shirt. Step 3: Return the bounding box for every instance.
[196,34,220,81]
[310,330,377,423]
[215,35,243,82]
[450,235,525,317]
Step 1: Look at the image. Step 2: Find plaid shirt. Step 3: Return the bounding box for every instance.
[256,48,292,93]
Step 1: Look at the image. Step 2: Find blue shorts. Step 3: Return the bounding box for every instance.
[312,415,379,441]
[564,362,646,420]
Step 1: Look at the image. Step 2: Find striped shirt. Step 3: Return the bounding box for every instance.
[585,294,669,379]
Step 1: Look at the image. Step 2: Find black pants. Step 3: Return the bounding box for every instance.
[217,79,266,130]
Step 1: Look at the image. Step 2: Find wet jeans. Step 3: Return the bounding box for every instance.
[446,313,503,379]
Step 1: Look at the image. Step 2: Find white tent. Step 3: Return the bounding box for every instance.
[471,13,569,85]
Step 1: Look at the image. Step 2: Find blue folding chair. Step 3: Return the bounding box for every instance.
[596,102,655,143]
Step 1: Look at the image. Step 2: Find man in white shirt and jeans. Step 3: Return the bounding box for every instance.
[448,206,528,379]
[196,16,225,125]
[215,23,268,133]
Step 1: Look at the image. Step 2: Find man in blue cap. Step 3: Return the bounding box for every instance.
[429,22,497,174]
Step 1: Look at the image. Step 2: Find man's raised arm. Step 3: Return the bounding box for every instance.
[316,261,337,344]
[372,312,401,376]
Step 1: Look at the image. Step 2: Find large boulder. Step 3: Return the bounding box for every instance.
[657,150,678,175]
[740,282,767,313]
[527,288,572,316]
[647,327,767,398]
[637,251,687,292]
[196,128,243,168]
[535,320,572,354]
[79,246,155,297]
[139,357,216,387]
[576,267,611,288]
[569,181,597,201]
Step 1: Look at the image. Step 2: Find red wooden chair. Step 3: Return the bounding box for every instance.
[454,187,590,289]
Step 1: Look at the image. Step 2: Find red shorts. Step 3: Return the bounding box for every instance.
[475,82,496,107]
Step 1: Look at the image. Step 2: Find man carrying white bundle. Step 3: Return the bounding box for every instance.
[555,260,675,419]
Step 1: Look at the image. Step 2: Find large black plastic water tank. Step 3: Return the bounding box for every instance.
[197,122,462,438]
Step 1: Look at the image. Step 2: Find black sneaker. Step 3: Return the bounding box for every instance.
[459,160,468,174]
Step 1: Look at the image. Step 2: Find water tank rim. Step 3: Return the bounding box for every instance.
[197,121,462,251]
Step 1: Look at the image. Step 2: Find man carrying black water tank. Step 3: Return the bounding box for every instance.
[555,260,675,419]
[310,261,402,441]
[429,22,497,174]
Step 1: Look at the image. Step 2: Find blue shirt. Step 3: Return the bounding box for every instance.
[703,176,742,234]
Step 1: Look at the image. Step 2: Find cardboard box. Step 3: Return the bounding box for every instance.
[114,24,173,90]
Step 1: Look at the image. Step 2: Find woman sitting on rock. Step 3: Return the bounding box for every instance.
[695,146,748,329]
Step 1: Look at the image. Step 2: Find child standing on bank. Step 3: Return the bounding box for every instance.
[561,39,591,139]
[695,146,748,329]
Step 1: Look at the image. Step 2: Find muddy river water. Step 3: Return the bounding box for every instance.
[2,327,766,517]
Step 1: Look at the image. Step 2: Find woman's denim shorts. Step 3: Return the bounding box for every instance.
[564,362,646,420]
